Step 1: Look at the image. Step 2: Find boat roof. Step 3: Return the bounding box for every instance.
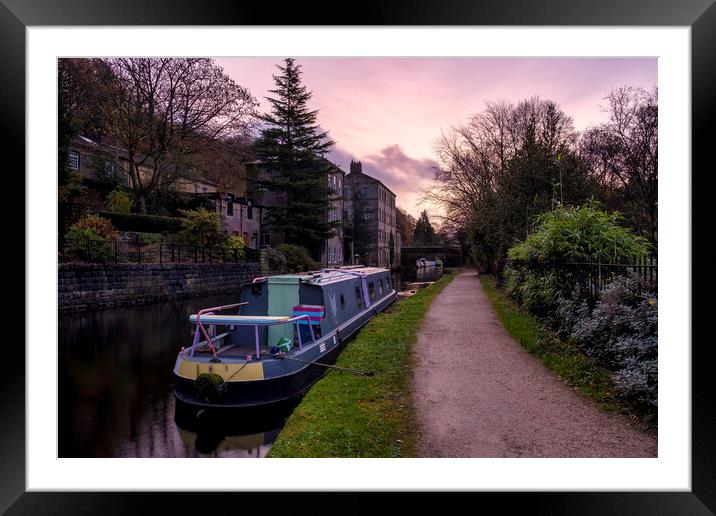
[267,266,390,287]
[189,314,290,325]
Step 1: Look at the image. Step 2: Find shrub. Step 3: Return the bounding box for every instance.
[179,208,224,247]
[504,265,572,321]
[68,214,117,240]
[98,211,184,234]
[569,274,658,411]
[276,244,317,273]
[221,234,246,260]
[508,201,650,264]
[63,214,118,262]
[136,232,163,244]
[264,246,287,274]
[105,188,134,214]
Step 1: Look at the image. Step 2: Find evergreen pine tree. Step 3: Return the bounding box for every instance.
[412,210,437,245]
[254,58,339,258]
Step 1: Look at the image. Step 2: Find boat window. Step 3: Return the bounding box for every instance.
[340,294,345,309]
[378,279,384,296]
[368,282,376,302]
[355,286,363,308]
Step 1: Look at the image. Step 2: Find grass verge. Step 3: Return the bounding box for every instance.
[479,274,641,421]
[267,271,455,457]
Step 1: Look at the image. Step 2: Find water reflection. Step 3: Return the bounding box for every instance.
[393,267,443,293]
[58,270,437,457]
[58,292,287,458]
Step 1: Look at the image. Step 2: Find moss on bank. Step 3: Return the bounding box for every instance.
[267,272,455,457]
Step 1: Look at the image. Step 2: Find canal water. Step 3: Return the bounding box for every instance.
[58,269,442,458]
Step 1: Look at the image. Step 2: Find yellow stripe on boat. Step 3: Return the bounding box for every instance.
[175,358,264,381]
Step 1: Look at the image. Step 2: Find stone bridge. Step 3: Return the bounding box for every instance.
[400,245,463,269]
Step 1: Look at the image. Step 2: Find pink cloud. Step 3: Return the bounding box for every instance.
[215,57,657,217]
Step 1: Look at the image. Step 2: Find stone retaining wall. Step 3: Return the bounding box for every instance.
[58,262,261,313]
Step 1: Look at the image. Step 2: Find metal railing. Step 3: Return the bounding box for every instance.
[187,302,317,360]
[59,237,259,264]
[512,255,657,302]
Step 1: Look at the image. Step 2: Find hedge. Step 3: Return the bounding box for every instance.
[98,211,185,234]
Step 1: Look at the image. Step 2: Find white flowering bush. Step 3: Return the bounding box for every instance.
[569,274,657,411]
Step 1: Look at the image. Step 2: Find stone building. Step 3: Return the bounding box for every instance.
[211,194,263,249]
[321,164,345,267]
[343,160,399,268]
[250,160,345,268]
[68,135,220,196]
[66,135,263,248]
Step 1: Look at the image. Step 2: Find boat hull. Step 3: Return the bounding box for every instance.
[174,290,396,409]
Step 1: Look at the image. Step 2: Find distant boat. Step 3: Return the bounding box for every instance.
[173,266,396,410]
[416,257,436,268]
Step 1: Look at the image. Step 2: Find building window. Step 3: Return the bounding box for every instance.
[247,205,253,219]
[261,233,271,246]
[227,201,234,216]
[68,151,80,170]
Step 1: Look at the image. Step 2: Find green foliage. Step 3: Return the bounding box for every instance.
[502,202,656,424]
[221,234,246,260]
[412,210,438,245]
[68,214,118,240]
[395,207,416,246]
[98,211,184,234]
[507,202,650,263]
[105,188,134,214]
[137,232,163,244]
[268,273,455,457]
[276,244,318,273]
[64,214,118,262]
[90,157,127,193]
[503,266,567,320]
[431,98,601,273]
[254,58,339,257]
[264,246,287,274]
[179,208,224,247]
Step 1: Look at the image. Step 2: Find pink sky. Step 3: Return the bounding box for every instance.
[216,58,657,218]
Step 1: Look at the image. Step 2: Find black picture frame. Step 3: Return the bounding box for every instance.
[3,0,712,513]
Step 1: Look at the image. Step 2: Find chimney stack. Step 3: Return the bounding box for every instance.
[349,160,362,174]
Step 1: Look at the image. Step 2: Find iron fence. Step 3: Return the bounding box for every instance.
[513,255,657,302]
[59,237,259,264]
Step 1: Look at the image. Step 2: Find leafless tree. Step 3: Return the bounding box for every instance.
[100,58,257,213]
[425,97,582,272]
[580,86,658,244]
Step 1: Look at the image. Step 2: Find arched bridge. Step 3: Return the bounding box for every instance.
[400,245,463,269]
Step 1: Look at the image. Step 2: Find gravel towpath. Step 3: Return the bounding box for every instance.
[413,270,657,457]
